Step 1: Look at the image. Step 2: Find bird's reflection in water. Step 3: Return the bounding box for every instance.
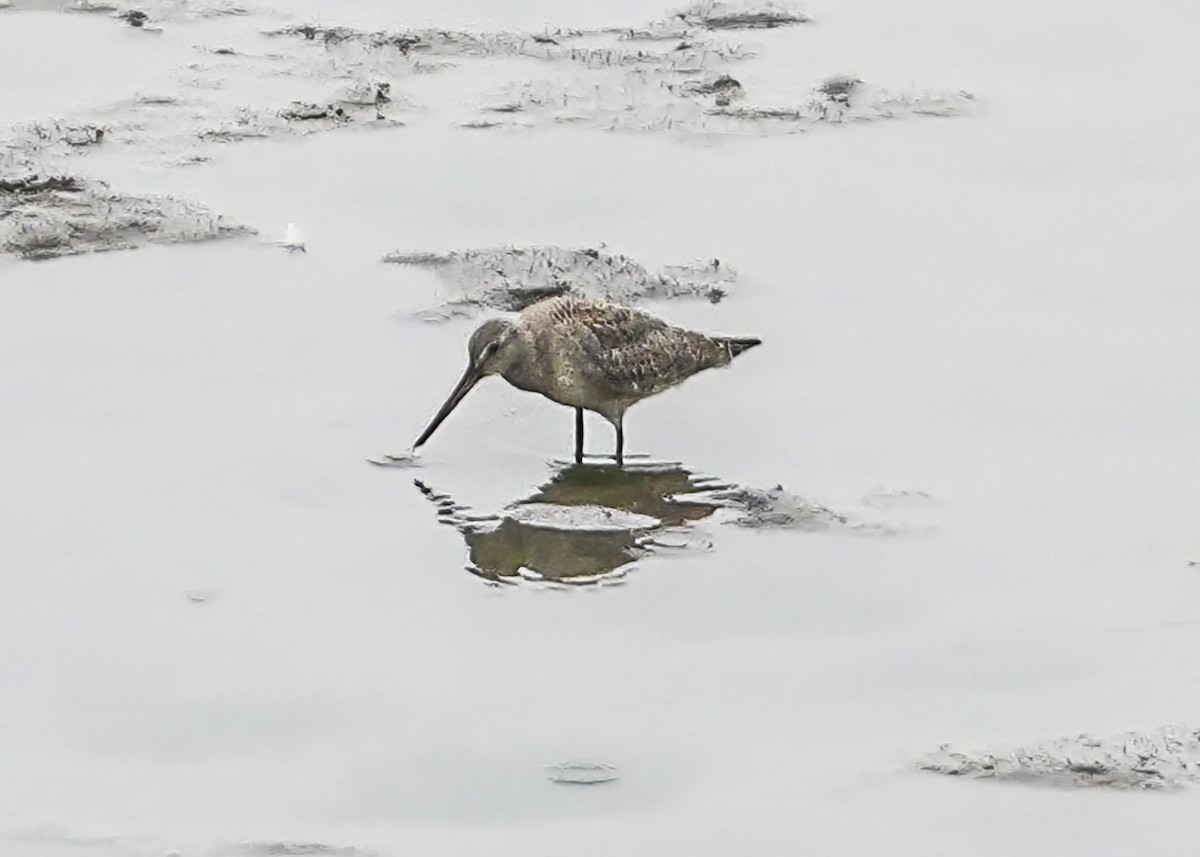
[415,461,729,586]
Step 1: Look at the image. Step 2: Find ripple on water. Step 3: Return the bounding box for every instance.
[411,458,905,586]
[415,461,728,586]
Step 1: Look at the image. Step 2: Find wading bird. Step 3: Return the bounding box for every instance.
[414,296,761,466]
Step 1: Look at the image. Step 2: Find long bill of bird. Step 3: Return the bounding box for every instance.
[413,318,512,449]
[413,361,482,449]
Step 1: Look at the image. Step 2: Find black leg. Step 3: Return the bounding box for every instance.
[574,407,584,464]
[615,418,624,468]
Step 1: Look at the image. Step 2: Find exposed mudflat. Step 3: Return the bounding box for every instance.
[919,725,1200,790]
[0,172,251,258]
[1,0,970,259]
[3,0,1200,855]
[480,73,973,135]
[385,245,734,317]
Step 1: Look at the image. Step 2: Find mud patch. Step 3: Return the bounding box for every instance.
[0,32,408,174]
[65,0,253,20]
[918,725,1200,790]
[697,484,895,533]
[263,4,966,139]
[670,0,810,29]
[267,21,753,68]
[0,171,252,260]
[3,0,968,182]
[195,95,402,144]
[2,1,972,263]
[0,80,407,172]
[269,0,807,54]
[384,245,733,318]
[1,0,252,20]
[481,73,974,136]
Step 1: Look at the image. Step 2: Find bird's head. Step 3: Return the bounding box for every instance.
[466,317,517,377]
[414,317,517,449]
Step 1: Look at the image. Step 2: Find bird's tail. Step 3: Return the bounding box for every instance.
[724,337,762,358]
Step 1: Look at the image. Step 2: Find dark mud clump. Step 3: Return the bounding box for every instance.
[11,120,107,149]
[671,0,810,29]
[277,102,349,122]
[918,724,1200,790]
[191,91,403,145]
[706,484,852,530]
[0,175,83,194]
[1,173,252,260]
[383,245,734,319]
[679,72,745,106]
[270,84,393,125]
[816,73,860,102]
[117,8,148,26]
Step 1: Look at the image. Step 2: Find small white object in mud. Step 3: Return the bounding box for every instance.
[266,222,305,253]
[545,761,618,784]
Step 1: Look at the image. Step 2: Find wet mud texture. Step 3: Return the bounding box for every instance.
[270,16,971,136]
[263,2,970,138]
[384,245,733,317]
[706,484,859,531]
[919,725,1200,790]
[672,0,809,29]
[1,1,972,262]
[2,0,972,180]
[4,0,252,20]
[1,82,406,173]
[0,173,252,259]
[414,461,882,587]
[482,73,974,136]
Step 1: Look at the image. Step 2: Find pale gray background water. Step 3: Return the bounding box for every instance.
[2,0,1199,853]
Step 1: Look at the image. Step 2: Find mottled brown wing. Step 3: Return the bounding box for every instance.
[567,301,728,397]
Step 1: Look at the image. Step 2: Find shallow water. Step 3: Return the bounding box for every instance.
[417,460,727,584]
[3,0,1200,854]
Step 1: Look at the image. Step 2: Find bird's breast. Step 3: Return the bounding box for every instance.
[500,348,613,415]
